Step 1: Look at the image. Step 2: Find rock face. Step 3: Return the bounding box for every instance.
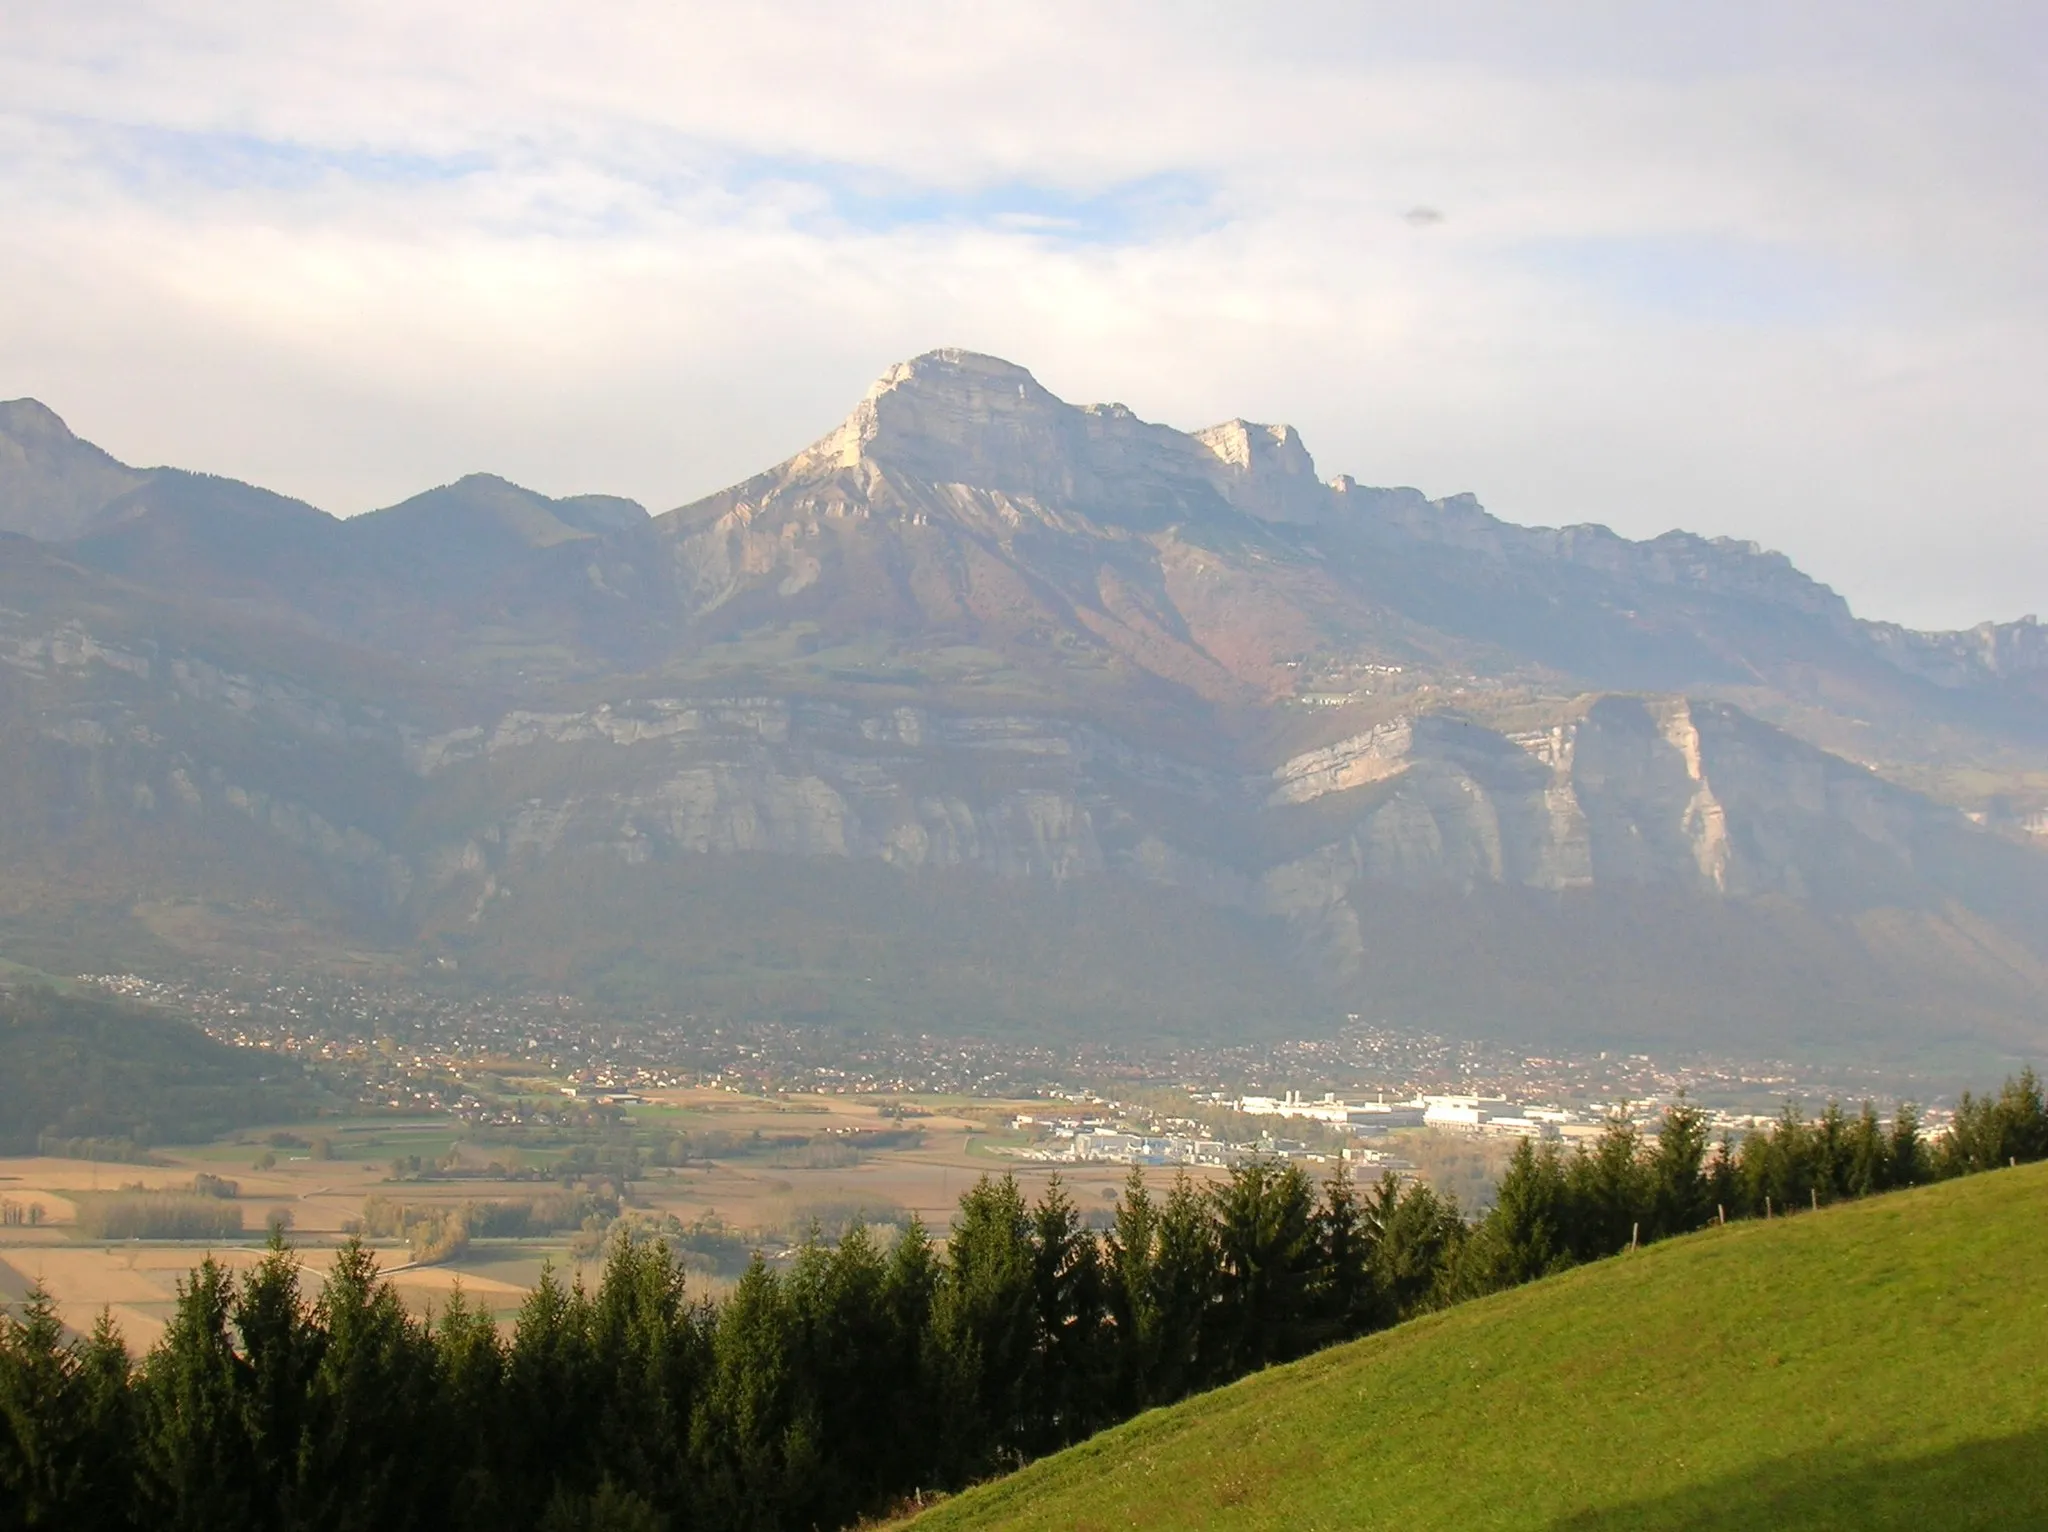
[1,355,2046,1057]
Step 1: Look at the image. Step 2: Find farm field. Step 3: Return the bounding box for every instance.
[0,1087,1175,1347]
[909,1162,2048,1531]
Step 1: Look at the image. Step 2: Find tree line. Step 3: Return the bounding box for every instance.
[4,1070,2048,1531]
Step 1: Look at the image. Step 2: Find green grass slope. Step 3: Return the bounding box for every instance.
[913,1166,2048,1531]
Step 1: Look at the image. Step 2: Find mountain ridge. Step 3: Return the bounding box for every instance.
[1,357,2044,1061]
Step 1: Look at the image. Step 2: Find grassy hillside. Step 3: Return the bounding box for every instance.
[913,1165,2048,1531]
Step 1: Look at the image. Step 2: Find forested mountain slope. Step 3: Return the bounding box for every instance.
[0,986,315,1153]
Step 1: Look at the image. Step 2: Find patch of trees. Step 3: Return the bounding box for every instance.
[356,1192,618,1265]
[0,987,318,1154]
[5,1073,2048,1531]
[71,1193,243,1243]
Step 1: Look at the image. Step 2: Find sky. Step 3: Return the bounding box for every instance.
[0,2,2042,629]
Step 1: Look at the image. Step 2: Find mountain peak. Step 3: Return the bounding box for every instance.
[359,472,646,553]
[1193,419,1327,523]
[0,397,78,446]
[784,348,1344,530]
[0,398,152,542]
[801,348,1070,484]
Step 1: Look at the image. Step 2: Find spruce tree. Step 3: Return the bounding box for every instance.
[1103,1167,1162,1413]
[694,1256,806,1532]
[881,1217,941,1495]
[298,1236,442,1532]
[1367,1173,1463,1320]
[1697,1134,1740,1221]
[1812,1102,1850,1205]
[1888,1102,1929,1188]
[1028,1177,1108,1454]
[784,1222,893,1525]
[588,1232,703,1524]
[435,1283,510,1532]
[1567,1114,1649,1259]
[506,1262,599,1517]
[928,1175,1037,1481]
[1210,1159,1319,1373]
[1313,1156,1376,1342]
[0,1283,119,1529]
[232,1231,322,1523]
[70,1311,138,1532]
[1844,1102,1889,1198]
[1468,1139,1570,1291]
[136,1257,258,1531]
[1646,1101,1712,1238]
[1146,1172,1218,1403]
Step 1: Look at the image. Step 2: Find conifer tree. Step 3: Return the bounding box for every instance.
[1812,1102,1850,1204]
[1888,1102,1929,1188]
[506,1262,600,1516]
[1103,1167,1162,1413]
[1738,1101,1816,1216]
[928,1175,1037,1480]
[70,1311,138,1532]
[1467,1139,1570,1291]
[784,1222,894,1525]
[298,1237,442,1532]
[694,1256,808,1532]
[1146,1172,1218,1402]
[1367,1173,1463,1319]
[136,1257,258,1531]
[1646,1101,1712,1238]
[0,1283,122,1529]
[2001,1068,2048,1163]
[1028,1177,1108,1453]
[1210,1159,1319,1372]
[880,1217,941,1494]
[1706,1133,1744,1220]
[537,1478,665,1532]
[1947,1069,2048,1174]
[435,1283,510,1532]
[1843,1102,1889,1198]
[1313,1155,1376,1342]
[232,1231,322,1522]
[588,1232,704,1523]
[1567,1114,1649,1258]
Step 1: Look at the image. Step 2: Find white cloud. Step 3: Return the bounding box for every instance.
[0,0,2042,626]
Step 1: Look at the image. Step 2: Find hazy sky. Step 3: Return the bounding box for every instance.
[1,2,2042,628]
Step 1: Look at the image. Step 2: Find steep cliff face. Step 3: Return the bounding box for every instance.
[1,359,2046,1056]
[1248,694,2034,978]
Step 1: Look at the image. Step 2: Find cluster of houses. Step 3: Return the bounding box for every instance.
[1003,1088,1620,1170]
[1232,1091,1600,1141]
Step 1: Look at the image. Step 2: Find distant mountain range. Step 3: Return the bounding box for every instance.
[3,352,2045,1064]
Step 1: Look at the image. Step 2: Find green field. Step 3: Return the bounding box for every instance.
[913,1164,2048,1531]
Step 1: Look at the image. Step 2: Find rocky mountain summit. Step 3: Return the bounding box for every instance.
[2,351,2045,1061]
